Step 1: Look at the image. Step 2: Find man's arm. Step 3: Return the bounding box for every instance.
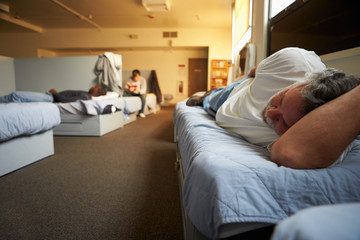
[270,85,360,169]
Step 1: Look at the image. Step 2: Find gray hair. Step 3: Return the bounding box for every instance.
[301,68,360,114]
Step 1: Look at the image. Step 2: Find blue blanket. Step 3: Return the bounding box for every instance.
[174,101,360,239]
[0,102,61,141]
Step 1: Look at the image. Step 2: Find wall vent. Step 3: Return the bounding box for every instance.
[163,31,178,38]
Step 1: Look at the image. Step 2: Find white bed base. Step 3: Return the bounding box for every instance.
[53,100,160,137]
[53,111,124,136]
[124,112,137,125]
[0,130,54,177]
[144,103,161,115]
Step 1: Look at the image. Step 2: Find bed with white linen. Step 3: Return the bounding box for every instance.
[174,100,360,240]
[144,93,160,114]
[53,93,159,136]
[0,102,61,177]
[121,93,159,118]
[53,95,141,136]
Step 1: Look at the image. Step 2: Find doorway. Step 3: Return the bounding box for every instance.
[188,58,208,96]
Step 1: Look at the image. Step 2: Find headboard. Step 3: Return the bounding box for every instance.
[268,0,360,56]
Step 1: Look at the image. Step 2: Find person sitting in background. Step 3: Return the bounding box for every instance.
[50,85,107,103]
[124,69,147,118]
[187,47,360,169]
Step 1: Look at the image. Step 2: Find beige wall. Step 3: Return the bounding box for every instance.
[0,28,231,58]
[320,47,360,77]
[120,48,208,103]
[0,27,232,103]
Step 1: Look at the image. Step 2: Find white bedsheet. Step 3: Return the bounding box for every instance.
[122,97,141,114]
[146,93,157,112]
[174,100,360,239]
[55,95,155,117]
[55,98,125,115]
[0,102,61,141]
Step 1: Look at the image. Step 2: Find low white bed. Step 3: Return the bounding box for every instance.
[0,102,61,177]
[53,93,158,136]
[53,111,124,136]
[53,96,130,136]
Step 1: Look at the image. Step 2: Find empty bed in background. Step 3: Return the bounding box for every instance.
[0,102,61,177]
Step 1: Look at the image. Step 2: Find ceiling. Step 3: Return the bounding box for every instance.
[0,0,234,33]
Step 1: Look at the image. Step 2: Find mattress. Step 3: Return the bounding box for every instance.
[55,97,125,115]
[146,93,158,113]
[122,97,141,114]
[55,96,142,116]
[53,97,142,136]
[174,100,360,239]
[0,102,61,141]
[122,94,158,114]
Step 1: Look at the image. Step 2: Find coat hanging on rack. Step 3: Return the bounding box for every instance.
[95,52,123,95]
[149,70,162,104]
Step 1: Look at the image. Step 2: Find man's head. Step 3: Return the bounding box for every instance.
[301,68,360,114]
[88,85,107,97]
[132,69,141,82]
[263,68,360,135]
[263,84,306,135]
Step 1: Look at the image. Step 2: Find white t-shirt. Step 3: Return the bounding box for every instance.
[125,76,147,95]
[216,47,326,147]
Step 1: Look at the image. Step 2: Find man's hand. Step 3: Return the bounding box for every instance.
[247,66,257,78]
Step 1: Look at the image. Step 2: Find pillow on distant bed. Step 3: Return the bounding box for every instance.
[215,47,326,147]
[0,91,53,103]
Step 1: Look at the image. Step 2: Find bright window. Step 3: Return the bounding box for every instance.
[234,0,252,47]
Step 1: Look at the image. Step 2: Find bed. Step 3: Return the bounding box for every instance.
[0,102,61,177]
[53,93,158,136]
[53,96,134,136]
[173,100,360,240]
[144,93,160,115]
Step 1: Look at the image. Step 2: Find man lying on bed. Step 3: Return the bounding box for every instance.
[0,85,107,103]
[186,47,360,169]
[49,85,107,103]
